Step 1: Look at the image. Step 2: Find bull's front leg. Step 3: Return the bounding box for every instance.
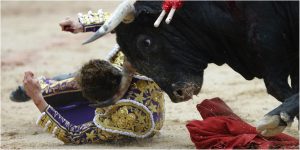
[257,94,299,137]
[263,73,294,102]
[290,66,299,93]
[259,73,298,137]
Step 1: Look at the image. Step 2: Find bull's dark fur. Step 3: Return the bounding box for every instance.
[115,1,299,121]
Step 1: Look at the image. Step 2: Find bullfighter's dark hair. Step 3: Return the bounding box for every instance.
[75,59,122,103]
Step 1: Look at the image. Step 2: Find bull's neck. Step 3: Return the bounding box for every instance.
[177,1,258,79]
[177,1,245,66]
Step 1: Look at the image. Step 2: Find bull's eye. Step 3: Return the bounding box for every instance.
[136,35,154,50]
[143,39,151,48]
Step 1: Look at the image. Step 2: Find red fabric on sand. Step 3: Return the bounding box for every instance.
[186,97,299,149]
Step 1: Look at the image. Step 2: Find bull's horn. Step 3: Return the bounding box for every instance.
[89,56,136,108]
[83,0,136,45]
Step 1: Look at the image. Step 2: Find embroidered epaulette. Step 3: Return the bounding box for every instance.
[78,9,110,32]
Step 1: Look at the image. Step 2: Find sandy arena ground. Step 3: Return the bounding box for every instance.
[1,1,298,149]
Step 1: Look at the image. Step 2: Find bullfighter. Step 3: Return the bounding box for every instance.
[11,10,165,144]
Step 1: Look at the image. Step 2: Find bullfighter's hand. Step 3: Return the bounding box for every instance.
[23,71,48,112]
[59,17,83,34]
[256,115,291,137]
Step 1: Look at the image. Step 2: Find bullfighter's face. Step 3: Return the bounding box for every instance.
[115,10,205,103]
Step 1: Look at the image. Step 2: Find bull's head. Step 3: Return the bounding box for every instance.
[84,1,207,103]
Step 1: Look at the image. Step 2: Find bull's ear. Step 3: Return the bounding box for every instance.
[134,1,162,16]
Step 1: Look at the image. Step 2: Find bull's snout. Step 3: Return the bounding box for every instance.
[171,82,201,103]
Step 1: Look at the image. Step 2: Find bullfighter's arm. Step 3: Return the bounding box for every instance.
[59,10,110,33]
[77,10,110,32]
[23,71,124,144]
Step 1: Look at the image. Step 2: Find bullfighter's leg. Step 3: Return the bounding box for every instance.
[10,86,30,102]
[257,93,299,137]
[10,73,76,102]
[51,72,76,81]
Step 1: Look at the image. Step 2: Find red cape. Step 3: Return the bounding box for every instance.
[186,97,299,149]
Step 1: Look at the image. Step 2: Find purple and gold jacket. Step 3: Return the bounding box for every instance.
[36,50,165,144]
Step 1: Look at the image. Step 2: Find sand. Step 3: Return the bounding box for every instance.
[1,1,298,149]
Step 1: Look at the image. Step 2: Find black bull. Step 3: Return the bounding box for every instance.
[87,1,299,134]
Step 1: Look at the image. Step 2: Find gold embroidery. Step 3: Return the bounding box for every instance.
[95,108,108,115]
[133,92,144,103]
[135,80,149,93]
[38,115,50,128]
[94,102,153,136]
[148,102,157,113]
[110,51,124,67]
[46,121,56,133]
[56,128,68,143]
[135,110,146,124]
[78,10,110,29]
[86,130,96,142]
[150,91,164,102]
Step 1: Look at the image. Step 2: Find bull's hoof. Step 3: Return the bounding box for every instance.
[256,113,292,137]
[10,86,30,102]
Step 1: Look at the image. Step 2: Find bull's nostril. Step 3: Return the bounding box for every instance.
[176,90,183,96]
